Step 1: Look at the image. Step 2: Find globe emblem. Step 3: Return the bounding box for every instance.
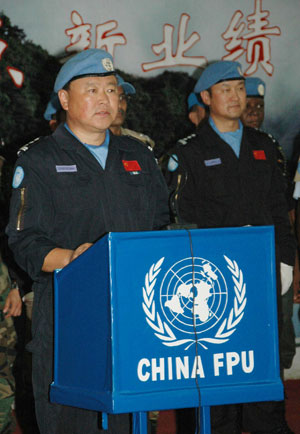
[160,257,228,335]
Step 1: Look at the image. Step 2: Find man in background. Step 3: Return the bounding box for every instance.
[166,60,295,434]
[241,77,296,371]
[109,75,155,149]
[187,92,207,128]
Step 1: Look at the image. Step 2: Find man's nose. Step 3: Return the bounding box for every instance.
[247,106,259,116]
[98,90,109,102]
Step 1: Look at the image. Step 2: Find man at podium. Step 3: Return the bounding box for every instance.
[6,49,170,434]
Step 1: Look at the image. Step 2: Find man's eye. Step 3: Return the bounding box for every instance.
[88,88,96,93]
[107,88,116,93]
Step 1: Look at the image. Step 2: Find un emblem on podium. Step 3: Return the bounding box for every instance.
[142,256,247,350]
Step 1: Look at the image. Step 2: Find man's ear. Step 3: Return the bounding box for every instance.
[49,119,58,132]
[200,90,211,106]
[188,111,199,127]
[58,89,69,111]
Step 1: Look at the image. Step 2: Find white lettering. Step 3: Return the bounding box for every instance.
[176,356,189,379]
[137,351,254,382]
[226,352,240,375]
[241,350,254,373]
[167,357,173,380]
[191,355,205,378]
[213,353,224,376]
[137,358,150,382]
[152,357,165,381]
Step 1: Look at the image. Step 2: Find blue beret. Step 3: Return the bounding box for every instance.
[116,74,136,95]
[194,61,244,93]
[54,49,115,92]
[44,92,61,121]
[245,77,266,97]
[187,92,205,111]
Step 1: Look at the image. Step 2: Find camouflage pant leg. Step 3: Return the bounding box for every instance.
[0,378,15,434]
[0,259,17,434]
[0,341,16,433]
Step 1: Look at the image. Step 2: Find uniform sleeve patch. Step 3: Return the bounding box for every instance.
[167,154,179,172]
[12,166,24,188]
[253,150,266,160]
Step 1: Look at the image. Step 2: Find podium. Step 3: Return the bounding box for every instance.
[50,226,283,433]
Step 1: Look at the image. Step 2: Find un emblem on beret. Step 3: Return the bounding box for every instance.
[102,58,114,72]
[142,256,247,350]
[258,84,265,96]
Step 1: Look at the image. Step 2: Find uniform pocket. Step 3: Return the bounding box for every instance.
[53,173,94,212]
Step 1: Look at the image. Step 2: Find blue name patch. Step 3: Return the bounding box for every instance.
[204,158,221,167]
[56,165,77,173]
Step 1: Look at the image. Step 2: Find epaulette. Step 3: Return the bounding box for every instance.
[118,134,153,154]
[121,128,155,152]
[176,133,196,146]
[252,127,278,144]
[17,137,42,156]
[121,133,153,153]
[252,128,288,176]
[266,132,277,144]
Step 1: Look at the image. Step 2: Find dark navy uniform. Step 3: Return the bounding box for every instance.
[6,124,169,434]
[172,120,294,264]
[167,119,295,434]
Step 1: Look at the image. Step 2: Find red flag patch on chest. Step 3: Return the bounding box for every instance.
[122,160,141,171]
[253,150,266,160]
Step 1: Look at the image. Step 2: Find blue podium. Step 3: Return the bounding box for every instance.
[50,226,282,433]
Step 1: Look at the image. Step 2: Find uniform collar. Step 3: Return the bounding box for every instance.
[52,123,110,151]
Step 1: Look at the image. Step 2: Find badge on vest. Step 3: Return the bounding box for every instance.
[204,158,222,167]
[253,150,266,160]
[56,165,77,173]
[122,160,141,174]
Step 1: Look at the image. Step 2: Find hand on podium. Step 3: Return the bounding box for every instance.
[42,243,93,272]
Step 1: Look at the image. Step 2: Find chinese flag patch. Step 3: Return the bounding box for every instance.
[122,160,141,171]
[253,150,266,160]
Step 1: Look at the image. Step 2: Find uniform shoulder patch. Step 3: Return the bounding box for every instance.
[17,136,42,156]
[12,166,25,188]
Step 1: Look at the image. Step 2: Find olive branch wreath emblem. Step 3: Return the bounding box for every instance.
[142,256,247,350]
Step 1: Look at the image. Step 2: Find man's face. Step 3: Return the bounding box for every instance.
[110,86,128,128]
[201,80,246,126]
[240,97,265,129]
[58,75,119,134]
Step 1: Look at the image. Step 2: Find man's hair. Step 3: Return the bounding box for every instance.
[62,82,71,91]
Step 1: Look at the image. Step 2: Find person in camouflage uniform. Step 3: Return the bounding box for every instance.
[0,257,17,434]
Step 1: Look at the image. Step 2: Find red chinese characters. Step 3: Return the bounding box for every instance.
[222,0,281,76]
[141,13,207,72]
[65,10,126,57]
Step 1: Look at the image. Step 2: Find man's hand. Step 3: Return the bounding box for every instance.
[293,252,300,303]
[3,288,22,318]
[70,243,93,262]
[42,243,93,272]
[293,268,300,303]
